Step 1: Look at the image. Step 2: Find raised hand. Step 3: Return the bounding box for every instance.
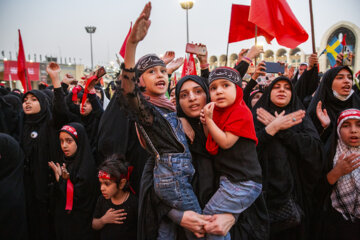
[48,161,62,182]
[127,2,152,45]
[101,208,127,224]
[195,43,209,66]
[161,51,175,65]
[166,57,184,75]
[307,53,318,70]
[46,62,61,88]
[252,61,266,80]
[236,48,249,65]
[335,52,344,67]
[62,73,76,85]
[245,45,264,62]
[316,101,330,129]
[61,163,70,180]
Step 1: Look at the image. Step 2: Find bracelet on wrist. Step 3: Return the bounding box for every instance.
[243,56,252,63]
[200,63,209,69]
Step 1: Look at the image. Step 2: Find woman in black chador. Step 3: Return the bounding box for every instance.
[252,77,323,240]
[0,133,28,240]
[307,66,360,144]
[21,90,59,240]
[48,122,97,240]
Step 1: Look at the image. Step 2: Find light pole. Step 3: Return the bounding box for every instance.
[179,1,194,43]
[85,26,96,70]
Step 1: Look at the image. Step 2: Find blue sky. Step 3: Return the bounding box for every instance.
[0,0,359,68]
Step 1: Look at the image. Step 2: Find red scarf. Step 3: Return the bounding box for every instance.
[206,85,258,155]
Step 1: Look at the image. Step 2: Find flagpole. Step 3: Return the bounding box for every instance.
[24,69,30,92]
[225,43,229,67]
[255,25,258,66]
[309,0,316,53]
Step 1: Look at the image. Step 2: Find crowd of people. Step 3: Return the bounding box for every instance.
[1,2,360,240]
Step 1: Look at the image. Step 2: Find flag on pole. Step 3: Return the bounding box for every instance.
[320,37,343,67]
[248,0,308,49]
[228,4,273,44]
[119,22,132,59]
[17,29,31,92]
[181,54,197,78]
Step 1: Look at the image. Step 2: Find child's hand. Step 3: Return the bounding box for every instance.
[161,51,175,65]
[203,102,215,120]
[61,163,70,180]
[200,109,206,125]
[102,208,127,224]
[128,2,152,45]
[48,161,62,182]
[46,62,61,87]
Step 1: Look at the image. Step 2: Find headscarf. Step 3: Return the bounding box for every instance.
[206,68,257,155]
[0,133,27,239]
[330,108,360,221]
[307,66,360,139]
[21,90,59,202]
[58,122,97,210]
[1,95,23,141]
[252,76,322,210]
[247,89,264,109]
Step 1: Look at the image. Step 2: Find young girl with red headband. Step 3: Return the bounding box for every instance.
[48,122,97,240]
[92,155,137,240]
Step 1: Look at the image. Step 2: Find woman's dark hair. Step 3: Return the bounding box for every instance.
[99,154,131,191]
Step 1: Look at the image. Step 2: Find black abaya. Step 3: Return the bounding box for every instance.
[0,133,28,240]
[54,122,97,240]
[252,77,324,240]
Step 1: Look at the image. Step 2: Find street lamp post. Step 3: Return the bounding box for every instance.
[179,1,194,43]
[85,26,96,70]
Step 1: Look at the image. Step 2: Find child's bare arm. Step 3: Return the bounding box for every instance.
[203,103,239,149]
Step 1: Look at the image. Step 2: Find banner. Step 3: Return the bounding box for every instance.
[3,60,40,81]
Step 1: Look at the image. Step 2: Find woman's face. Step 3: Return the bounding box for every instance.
[179,80,207,118]
[80,99,92,116]
[270,80,292,107]
[251,92,263,108]
[59,132,77,157]
[142,66,168,96]
[340,119,360,147]
[332,69,353,97]
[23,93,41,114]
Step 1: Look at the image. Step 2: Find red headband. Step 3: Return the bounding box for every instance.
[98,170,116,180]
[61,125,78,139]
[337,109,360,126]
[98,166,135,194]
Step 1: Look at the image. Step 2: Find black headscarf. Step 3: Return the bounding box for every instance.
[0,95,23,141]
[252,77,323,238]
[307,66,360,142]
[21,90,59,202]
[54,122,97,240]
[175,75,215,207]
[0,133,28,240]
[246,89,264,109]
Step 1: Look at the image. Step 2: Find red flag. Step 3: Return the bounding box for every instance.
[17,30,31,92]
[181,54,197,78]
[119,22,132,59]
[248,0,308,49]
[228,4,273,44]
[341,34,347,46]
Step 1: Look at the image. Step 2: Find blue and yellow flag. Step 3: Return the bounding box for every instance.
[321,37,343,67]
